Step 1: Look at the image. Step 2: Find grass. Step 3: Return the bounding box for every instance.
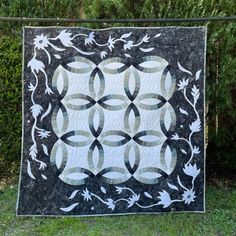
[0,181,236,236]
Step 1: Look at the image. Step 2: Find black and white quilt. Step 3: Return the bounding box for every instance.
[17,26,206,216]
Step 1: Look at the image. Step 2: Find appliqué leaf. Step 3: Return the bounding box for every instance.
[124,53,131,58]
[181,149,187,154]
[177,61,193,76]
[60,203,79,212]
[154,33,161,37]
[54,54,61,59]
[100,186,107,194]
[179,107,188,115]
[41,174,47,179]
[42,144,49,156]
[27,160,36,179]
[167,183,179,191]
[68,190,79,200]
[49,43,66,52]
[120,32,132,39]
[144,192,153,199]
[177,175,187,190]
[41,103,52,122]
[195,70,201,80]
[140,47,154,52]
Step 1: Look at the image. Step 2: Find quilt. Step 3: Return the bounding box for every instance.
[17,26,206,216]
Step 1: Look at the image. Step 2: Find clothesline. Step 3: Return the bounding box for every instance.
[0,16,236,23]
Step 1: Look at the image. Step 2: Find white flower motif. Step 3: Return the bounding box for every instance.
[171,133,179,140]
[189,119,201,132]
[182,189,196,204]
[124,41,133,50]
[183,164,200,179]
[106,198,115,211]
[107,36,115,51]
[39,161,47,170]
[45,87,54,95]
[101,51,107,59]
[115,186,123,194]
[85,32,95,45]
[30,104,43,118]
[177,78,189,90]
[127,194,140,208]
[56,30,73,47]
[193,146,200,154]
[81,188,92,201]
[37,130,51,139]
[28,83,35,92]
[142,34,150,43]
[157,190,172,208]
[29,144,37,160]
[191,85,200,102]
[33,34,49,50]
[27,57,45,73]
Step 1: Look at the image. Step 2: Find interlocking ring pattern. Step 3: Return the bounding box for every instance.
[50,56,177,185]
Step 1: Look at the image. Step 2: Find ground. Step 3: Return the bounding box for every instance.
[0,178,235,236]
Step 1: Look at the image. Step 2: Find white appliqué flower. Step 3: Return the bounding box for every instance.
[191,85,200,102]
[81,188,92,201]
[37,130,51,139]
[85,32,95,45]
[182,189,196,204]
[56,30,73,47]
[177,78,189,90]
[124,41,133,50]
[171,133,179,140]
[106,198,115,211]
[30,104,43,118]
[115,186,123,194]
[107,36,115,51]
[183,164,200,179]
[157,190,172,208]
[193,146,200,154]
[29,144,37,159]
[28,83,35,92]
[33,34,49,50]
[27,57,45,73]
[45,86,54,95]
[39,161,47,170]
[101,51,107,59]
[189,119,201,132]
[127,194,140,208]
[142,34,150,43]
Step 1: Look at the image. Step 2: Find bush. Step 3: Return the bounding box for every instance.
[206,23,236,170]
[0,35,22,178]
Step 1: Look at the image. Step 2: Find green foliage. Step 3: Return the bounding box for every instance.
[1,183,236,235]
[206,22,236,169]
[0,35,22,178]
[0,0,236,178]
[0,0,83,18]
